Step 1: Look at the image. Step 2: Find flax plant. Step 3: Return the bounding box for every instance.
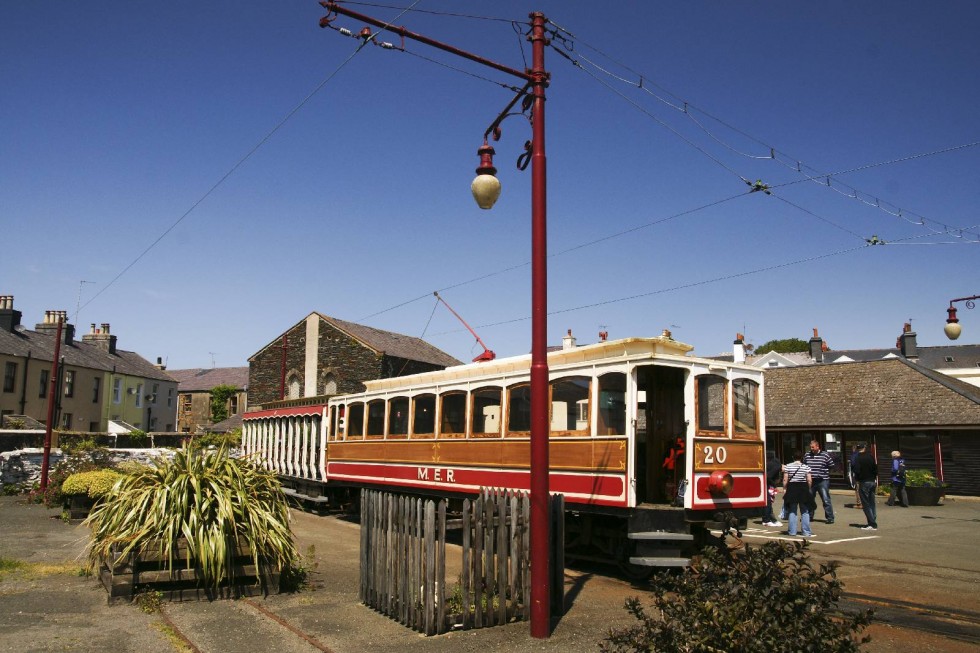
[85,444,296,591]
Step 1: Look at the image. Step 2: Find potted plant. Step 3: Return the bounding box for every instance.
[903,469,946,506]
[61,469,123,519]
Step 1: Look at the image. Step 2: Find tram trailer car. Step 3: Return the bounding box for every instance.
[243,334,766,569]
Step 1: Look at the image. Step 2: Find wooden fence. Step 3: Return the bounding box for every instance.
[359,487,564,636]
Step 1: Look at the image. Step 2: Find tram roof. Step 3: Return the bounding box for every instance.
[358,334,750,392]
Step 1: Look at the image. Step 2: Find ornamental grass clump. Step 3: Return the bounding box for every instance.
[601,540,873,653]
[85,444,296,591]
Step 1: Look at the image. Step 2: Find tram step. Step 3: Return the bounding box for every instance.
[628,531,694,541]
[629,556,691,568]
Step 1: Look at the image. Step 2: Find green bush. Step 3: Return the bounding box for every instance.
[190,430,241,450]
[31,446,116,508]
[904,469,944,488]
[85,444,296,591]
[601,541,873,653]
[62,470,123,499]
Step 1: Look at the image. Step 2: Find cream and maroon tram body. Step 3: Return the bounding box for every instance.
[243,333,765,567]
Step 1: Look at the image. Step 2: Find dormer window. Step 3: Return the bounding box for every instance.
[944,356,954,363]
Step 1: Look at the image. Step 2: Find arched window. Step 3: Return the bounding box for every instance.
[440,392,466,438]
[733,379,759,438]
[366,399,385,438]
[346,402,364,439]
[597,372,626,435]
[550,376,591,436]
[471,387,502,437]
[287,375,301,400]
[412,394,436,438]
[696,375,727,436]
[388,397,409,438]
[323,373,337,396]
[507,384,532,436]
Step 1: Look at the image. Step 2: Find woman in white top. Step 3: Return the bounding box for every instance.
[782,449,814,537]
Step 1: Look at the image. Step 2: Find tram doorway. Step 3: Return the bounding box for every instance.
[634,365,687,505]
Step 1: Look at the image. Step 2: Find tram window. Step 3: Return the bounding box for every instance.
[366,399,385,437]
[733,379,759,438]
[471,387,502,437]
[412,394,436,437]
[551,376,590,436]
[329,406,338,441]
[388,397,409,437]
[696,375,727,435]
[507,384,532,436]
[440,392,466,438]
[347,403,364,438]
[597,373,627,435]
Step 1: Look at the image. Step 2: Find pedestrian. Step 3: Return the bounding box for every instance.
[803,439,836,524]
[887,450,909,507]
[853,442,878,531]
[762,449,782,527]
[782,449,814,537]
[849,444,862,509]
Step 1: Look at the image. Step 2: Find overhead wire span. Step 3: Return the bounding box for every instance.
[80,0,425,314]
[552,28,980,242]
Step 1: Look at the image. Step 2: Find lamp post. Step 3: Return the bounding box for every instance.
[944,295,980,340]
[319,3,553,637]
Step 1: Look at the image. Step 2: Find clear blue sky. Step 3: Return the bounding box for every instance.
[2,1,978,369]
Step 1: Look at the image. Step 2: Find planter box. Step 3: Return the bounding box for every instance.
[98,538,280,604]
[65,495,95,520]
[905,486,944,506]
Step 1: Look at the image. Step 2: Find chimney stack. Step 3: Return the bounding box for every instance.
[154,356,167,371]
[733,332,746,364]
[0,295,22,333]
[898,322,918,359]
[809,328,824,363]
[562,329,577,350]
[34,310,74,345]
[82,321,117,355]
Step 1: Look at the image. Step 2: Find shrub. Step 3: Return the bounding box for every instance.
[85,444,296,591]
[190,430,241,450]
[601,541,873,653]
[904,469,944,488]
[32,446,116,508]
[61,469,123,499]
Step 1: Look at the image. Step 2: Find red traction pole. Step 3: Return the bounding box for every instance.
[39,318,64,492]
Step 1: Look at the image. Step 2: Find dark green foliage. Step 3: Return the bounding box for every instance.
[754,338,810,355]
[209,384,239,424]
[601,541,872,653]
[189,428,241,450]
[904,469,944,487]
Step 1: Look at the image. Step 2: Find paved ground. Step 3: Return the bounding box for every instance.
[1,491,977,652]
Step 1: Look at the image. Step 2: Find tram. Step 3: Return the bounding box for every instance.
[242,331,765,568]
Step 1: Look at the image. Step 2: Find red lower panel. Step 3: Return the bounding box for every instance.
[691,473,765,509]
[328,461,627,507]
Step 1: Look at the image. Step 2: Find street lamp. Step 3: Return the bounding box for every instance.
[945,295,980,340]
[319,3,553,638]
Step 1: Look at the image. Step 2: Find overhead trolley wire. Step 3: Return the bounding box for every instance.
[79,0,425,314]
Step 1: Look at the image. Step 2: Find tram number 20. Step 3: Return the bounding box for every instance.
[703,445,728,464]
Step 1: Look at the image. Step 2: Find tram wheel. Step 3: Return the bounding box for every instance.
[617,561,656,582]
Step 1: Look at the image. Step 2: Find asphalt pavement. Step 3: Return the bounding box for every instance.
[1,491,977,653]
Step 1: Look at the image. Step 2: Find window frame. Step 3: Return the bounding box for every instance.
[505,383,532,437]
[695,374,728,437]
[3,362,17,393]
[732,378,760,439]
[549,375,592,437]
[439,391,467,438]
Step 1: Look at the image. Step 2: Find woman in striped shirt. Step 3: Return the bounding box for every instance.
[782,449,814,537]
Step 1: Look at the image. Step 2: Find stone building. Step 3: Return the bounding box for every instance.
[248,313,460,409]
[167,367,249,433]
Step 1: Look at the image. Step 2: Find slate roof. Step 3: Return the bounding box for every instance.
[764,358,980,429]
[248,312,461,369]
[0,326,175,382]
[319,314,461,368]
[168,367,249,392]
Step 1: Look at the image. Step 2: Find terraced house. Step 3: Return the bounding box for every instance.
[0,296,176,432]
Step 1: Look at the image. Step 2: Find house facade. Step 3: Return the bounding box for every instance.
[0,296,177,432]
[168,366,249,433]
[248,312,460,409]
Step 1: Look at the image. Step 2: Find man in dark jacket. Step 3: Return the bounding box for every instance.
[853,442,878,530]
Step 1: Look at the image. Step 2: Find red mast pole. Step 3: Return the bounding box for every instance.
[527,12,551,638]
[40,318,63,491]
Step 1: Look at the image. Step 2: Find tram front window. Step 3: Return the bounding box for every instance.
[697,375,726,435]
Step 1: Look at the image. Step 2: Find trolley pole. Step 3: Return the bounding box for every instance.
[319,3,552,637]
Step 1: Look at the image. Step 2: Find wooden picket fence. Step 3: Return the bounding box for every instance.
[359,487,564,636]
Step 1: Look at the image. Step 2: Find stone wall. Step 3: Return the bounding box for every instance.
[0,448,181,488]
